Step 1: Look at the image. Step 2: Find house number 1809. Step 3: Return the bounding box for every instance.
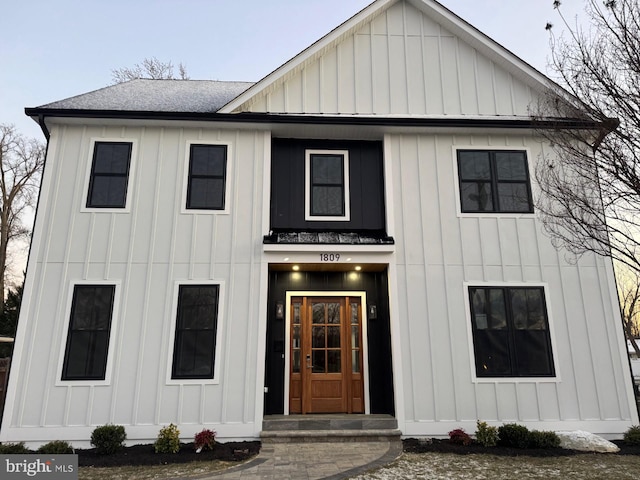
[320,253,341,262]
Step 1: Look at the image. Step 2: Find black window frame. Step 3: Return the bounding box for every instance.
[305,150,350,220]
[457,150,534,213]
[86,141,133,208]
[61,284,115,381]
[186,144,228,211]
[468,286,555,378]
[171,284,220,380]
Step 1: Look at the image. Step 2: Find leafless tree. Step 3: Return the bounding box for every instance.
[617,266,640,356]
[534,0,640,279]
[111,57,190,84]
[0,125,45,307]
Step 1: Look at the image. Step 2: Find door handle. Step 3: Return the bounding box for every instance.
[306,354,311,369]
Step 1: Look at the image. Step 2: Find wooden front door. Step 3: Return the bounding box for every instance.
[289,296,364,414]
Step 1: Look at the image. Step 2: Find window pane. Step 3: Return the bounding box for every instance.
[458,152,491,180]
[312,350,325,373]
[461,182,493,212]
[189,178,224,209]
[312,326,325,348]
[327,326,340,348]
[327,350,341,373]
[62,285,115,381]
[511,289,547,330]
[89,177,127,207]
[312,155,343,184]
[190,145,226,176]
[497,183,531,212]
[513,330,554,376]
[93,143,131,174]
[312,186,344,216]
[172,285,219,379]
[473,330,512,376]
[489,289,507,329]
[495,152,527,180]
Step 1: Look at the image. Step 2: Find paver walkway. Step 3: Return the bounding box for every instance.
[197,440,402,480]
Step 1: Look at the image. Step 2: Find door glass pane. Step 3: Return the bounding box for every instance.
[293,325,300,349]
[312,326,325,348]
[327,350,341,373]
[327,326,340,348]
[350,303,359,324]
[327,303,340,323]
[293,304,300,324]
[312,303,324,324]
[351,326,359,348]
[352,350,360,373]
[293,350,300,373]
[312,350,325,373]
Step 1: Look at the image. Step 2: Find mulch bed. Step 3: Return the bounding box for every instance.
[77,441,261,467]
[403,438,640,457]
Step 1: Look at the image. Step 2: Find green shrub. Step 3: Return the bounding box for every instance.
[37,440,74,454]
[475,421,498,447]
[0,442,31,454]
[498,423,530,449]
[623,425,640,445]
[194,429,216,452]
[448,428,472,446]
[528,430,561,449]
[155,424,181,454]
[90,424,127,454]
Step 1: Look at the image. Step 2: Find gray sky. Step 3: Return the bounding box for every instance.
[1,0,585,140]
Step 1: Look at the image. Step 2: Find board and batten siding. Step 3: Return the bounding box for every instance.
[386,132,637,436]
[1,124,268,443]
[243,0,535,117]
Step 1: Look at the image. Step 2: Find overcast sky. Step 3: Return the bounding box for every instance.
[1,0,586,140]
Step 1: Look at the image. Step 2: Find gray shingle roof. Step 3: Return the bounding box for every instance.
[38,79,254,113]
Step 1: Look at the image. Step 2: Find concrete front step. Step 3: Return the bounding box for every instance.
[261,414,400,443]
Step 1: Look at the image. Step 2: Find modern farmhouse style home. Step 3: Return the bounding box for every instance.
[2,0,638,446]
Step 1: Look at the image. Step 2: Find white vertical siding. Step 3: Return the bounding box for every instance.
[2,124,267,443]
[245,1,537,117]
[388,132,637,435]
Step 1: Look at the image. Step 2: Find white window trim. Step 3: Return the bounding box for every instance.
[166,280,225,385]
[463,281,561,384]
[56,280,122,386]
[81,138,138,213]
[452,146,536,219]
[305,149,350,222]
[181,140,232,215]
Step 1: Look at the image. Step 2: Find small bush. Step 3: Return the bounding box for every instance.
[528,430,561,449]
[498,423,530,449]
[90,424,127,455]
[623,425,640,445]
[448,428,472,446]
[475,420,498,447]
[194,428,216,452]
[37,440,74,454]
[0,442,31,454]
[155,423,181,454]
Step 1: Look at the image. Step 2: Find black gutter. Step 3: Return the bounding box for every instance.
[24,108,604,130]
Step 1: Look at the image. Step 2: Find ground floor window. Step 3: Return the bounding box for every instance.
[172,284,220,379]
[62,285,115,380]
[468,286,554,377]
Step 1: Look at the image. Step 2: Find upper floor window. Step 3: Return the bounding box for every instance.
[172,284,220,380]
[457,150,533,213]
[62,284,115,381]
[468,286,554,378]
[186,144,228,210]
[86,142,132,208]
[305,149,350,221]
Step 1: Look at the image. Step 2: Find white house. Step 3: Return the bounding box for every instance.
[2,0,638,447]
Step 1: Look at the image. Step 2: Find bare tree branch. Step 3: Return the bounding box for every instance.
[111,57,190,84]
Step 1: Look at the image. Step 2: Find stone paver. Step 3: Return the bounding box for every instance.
[197,441,402,480]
